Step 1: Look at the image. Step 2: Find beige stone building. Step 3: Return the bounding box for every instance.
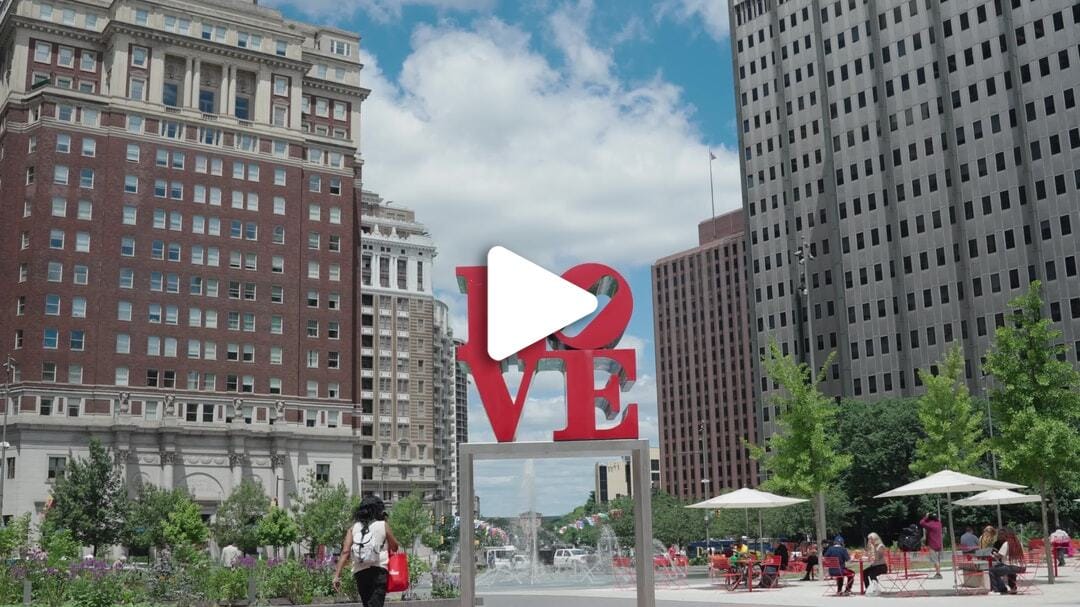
[359,190,460,516]
[594,447,660,504]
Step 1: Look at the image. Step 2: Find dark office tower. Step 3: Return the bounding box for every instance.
[730,0,1080,438]
[653,210,759,501]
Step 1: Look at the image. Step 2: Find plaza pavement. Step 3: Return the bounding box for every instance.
[478,568,1079,606]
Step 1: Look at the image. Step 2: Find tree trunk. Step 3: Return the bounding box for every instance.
[1040,482,1054,584]
[814,491,827,553]
[1051,492,1060,529]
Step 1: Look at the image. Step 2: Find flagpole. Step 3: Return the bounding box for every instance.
[708,150,717,220]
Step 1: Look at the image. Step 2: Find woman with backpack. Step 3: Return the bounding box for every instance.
[333,496,400,607]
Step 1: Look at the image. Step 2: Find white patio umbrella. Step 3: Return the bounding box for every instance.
[954,489,1042,527]
[876,470,1024,588]
[687,488,808,550]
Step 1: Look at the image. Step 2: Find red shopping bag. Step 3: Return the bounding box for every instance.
[386,552,409,593]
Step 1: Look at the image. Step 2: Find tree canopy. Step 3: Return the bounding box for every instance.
[125,484,191,552]
[258,505,299,550]
[389,491,433,553]
[46,438,128,555]
[289,472,359,554]
[984,282,1080,497]
[750,342,850,547]
[911,345,987,476]
[211,480,270,553]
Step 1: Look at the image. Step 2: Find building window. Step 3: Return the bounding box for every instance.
[34,41,51,63]
[47,456,66,480]
[42,328,59,349]
[315,463,330,483]
[130,46,148,68]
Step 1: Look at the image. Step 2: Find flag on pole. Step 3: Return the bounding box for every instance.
[709,150,717,160]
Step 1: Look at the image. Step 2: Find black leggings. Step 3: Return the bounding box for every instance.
[862,563,887,587]
[354,567,388,607]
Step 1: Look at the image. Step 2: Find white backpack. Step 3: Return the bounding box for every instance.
[351,522,383,565]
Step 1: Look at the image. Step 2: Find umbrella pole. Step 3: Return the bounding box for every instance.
[745,508,749,538]
[996,504,1002,528]
[758,510,763,554]
[947,490,958,592]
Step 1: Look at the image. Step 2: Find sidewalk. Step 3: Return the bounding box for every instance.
[481,567,1079,606]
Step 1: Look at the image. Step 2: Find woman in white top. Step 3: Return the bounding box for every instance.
[861,532,888,595]
[988,527,1024,595]
[333,496,400,607]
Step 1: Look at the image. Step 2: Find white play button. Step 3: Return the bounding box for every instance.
[486,246,598,361]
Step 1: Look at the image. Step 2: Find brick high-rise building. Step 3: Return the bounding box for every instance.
[652,210,759,501]
[730,0,1080,439]
[0,0,370,523]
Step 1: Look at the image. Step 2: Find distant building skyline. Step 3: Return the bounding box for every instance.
[653,210,759,502]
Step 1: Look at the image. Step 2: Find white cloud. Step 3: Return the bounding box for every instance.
[345,5,740,515]
[356,15,742,293]
[547,0,614,87]
[264,0,494,22]
[656,0,731,41]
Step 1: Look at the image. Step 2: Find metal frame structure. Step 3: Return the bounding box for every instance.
[458,439,655,607]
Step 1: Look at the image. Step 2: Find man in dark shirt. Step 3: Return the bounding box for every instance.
[823,536,855,595]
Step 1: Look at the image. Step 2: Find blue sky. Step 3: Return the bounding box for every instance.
[266,0,743,516]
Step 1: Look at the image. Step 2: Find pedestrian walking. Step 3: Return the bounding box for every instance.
[333,495,400,607]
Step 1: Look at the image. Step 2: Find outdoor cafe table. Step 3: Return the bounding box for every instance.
[722,557,763,592]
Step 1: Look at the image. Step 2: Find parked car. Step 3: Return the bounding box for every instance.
[553,548,591,569]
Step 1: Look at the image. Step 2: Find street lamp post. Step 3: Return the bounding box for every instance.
[698,423,712,553]
[795,242,827,551]
[0,355,16,528]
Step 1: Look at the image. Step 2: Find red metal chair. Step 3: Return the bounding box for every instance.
[879,550,928,596]
[612,556,635,588]
[1013,551,1043,595]
[820,556,854,595]
[707,554,729,585]
[759,555,783,589]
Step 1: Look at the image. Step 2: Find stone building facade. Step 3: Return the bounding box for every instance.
[359,190,461,517]
[0,0,373,523]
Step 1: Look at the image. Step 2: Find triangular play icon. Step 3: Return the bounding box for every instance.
[486,246,598,361]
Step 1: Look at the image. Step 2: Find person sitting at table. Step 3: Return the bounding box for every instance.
[959,527,979,554]
[735,536,750,554]
[978,525,997,550]
[773,542,790,570]
[799,542,818,581]
[824,536,855,595]
[862,533,888,596]
[989,528,1024,595]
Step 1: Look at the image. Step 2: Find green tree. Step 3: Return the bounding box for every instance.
[125,484,189,552]
[258,505,299,552]
[749,342,850,552]
[163,495,209,563]
[984,282,1080,583]
[46,438,128,555]
[835,397,922,543]
[211,480,270,554]
[0,513,31,558]
[289,473,359,554]
[911,345,987,476]
[389,491,432,553]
